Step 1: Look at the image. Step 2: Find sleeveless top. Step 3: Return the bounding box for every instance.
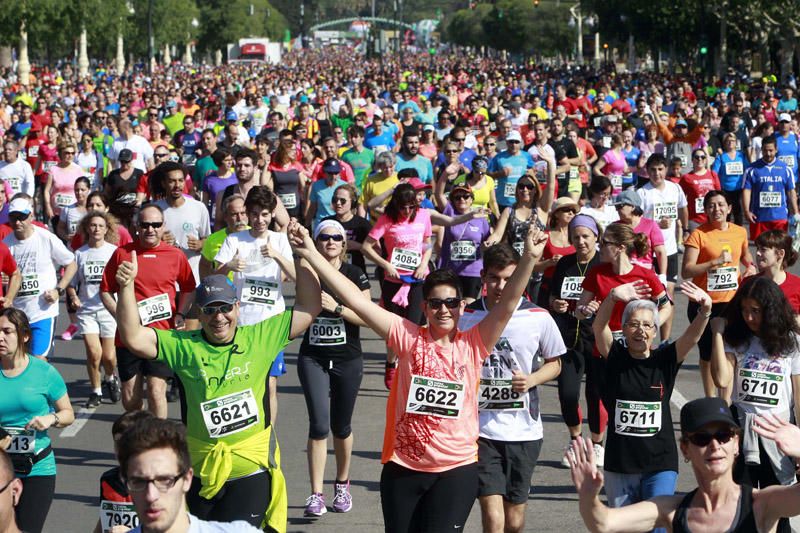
[672,485,757,533]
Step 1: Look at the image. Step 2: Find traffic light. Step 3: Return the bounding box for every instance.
[700,46,708,55]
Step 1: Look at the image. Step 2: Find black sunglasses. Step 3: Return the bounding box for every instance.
[451,194,472,201]
[317,234,344,242]
[427,297,462,310]
[139,222,163,229]
[332,197,349,205]
[517,183,535,190]
[200,303,234,315]
[685,429,737,447]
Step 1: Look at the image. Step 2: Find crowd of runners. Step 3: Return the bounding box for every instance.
[1,48,800,532]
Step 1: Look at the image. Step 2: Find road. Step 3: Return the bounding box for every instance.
[42,256,797,533]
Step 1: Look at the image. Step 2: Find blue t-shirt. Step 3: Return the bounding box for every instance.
[622,146,641,186]
[395,154,434,183]
[310,178,347,228]
[776,132,800,176]
[711,152,748,191]
[743,159,796,222]
[434,148,476,173]
[364,130,396,151]
[0,356,67,477]
[489,150,535,207]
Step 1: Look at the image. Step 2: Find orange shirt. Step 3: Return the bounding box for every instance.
[684,223,748,303]
[382,316,489,473]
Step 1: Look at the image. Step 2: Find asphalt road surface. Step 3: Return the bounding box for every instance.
[43,255,800,533]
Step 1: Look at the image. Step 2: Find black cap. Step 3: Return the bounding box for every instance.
[118,149,133,162]
[195,275,238,307]
[322,157,342,174]
[680,397,739,433]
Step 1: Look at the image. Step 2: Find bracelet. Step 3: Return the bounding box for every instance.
[52,412,60,427]
[702,311,712,318]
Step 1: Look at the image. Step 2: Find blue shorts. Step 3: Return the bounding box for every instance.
[30,317,56,358]
[269,351,286,377]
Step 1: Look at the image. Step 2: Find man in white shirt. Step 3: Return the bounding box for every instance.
[111,119,154,172]
[637,153,688,340]
[0,140,35,196]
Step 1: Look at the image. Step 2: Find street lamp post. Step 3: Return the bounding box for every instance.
[569,3,582,65]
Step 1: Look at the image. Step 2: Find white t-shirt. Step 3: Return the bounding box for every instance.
[58,204,86,239]
[71,242,117,313]
[214,230,292,326]
[4,226,75,322]
[0,157,35,196]
[111,135,154,172]
[725,334,800,415]
[579,204,619,231]
[637,180,687,256]
[458,298,566,441]
[155,198,211,286]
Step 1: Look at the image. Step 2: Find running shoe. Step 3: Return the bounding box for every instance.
[593,443,605,468]
[85,393,102,408]
[106,376,121,403]
[61,323,78,341]
[384,361,397,390]
[332,481,352,513]
[304,493,327,517]
[561,441,575,468]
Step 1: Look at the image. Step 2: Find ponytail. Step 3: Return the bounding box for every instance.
[632,232,650,257]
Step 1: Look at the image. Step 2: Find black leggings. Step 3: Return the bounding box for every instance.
[380,461,478,533]
[557,350,608,434]
[187,470,272,529]
[17,474,56,533]
[298,355,363,439]
[724,189,744,227]
[687,301,728,361]
[381,280,424,325]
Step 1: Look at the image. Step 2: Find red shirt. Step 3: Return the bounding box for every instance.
[777,272,800,314]
[582,263,665,333]
[0,241,17,298]
[680,171,721,224]
[542,235,575,279]
[310,159,355,184]
[100,242,195,333]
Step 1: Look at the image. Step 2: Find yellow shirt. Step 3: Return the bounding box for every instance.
[362,173,399,221]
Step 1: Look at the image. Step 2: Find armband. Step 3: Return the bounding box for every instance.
[655,293,672,308]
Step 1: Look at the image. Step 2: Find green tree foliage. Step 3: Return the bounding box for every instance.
[445,5,491,48]
[197,0,288,53]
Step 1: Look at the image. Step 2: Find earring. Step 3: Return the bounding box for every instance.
[683,456,689,463]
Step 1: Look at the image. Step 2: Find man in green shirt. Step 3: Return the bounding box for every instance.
[193,128,219,191]
[162,100,185,137]
[113,226,321,528]
[341,125,375,193]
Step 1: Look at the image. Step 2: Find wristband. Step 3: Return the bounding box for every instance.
[52,412,60,427]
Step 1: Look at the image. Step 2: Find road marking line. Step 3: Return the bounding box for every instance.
[59,407,96,438]
[671,387,688,410]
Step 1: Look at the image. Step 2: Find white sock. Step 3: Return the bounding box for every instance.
[93,387,102,395]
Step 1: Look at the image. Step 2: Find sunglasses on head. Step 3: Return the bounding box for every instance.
[139,221,163,229]
[317,234,344,242]
[200,303,234,315]
[427,297,462,310]
[685,429,737,447]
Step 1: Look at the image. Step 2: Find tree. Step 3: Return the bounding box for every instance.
[445,5,491,48]
[196,0,288,54]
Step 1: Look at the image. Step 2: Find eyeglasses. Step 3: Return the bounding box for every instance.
[0,478,14,494]
[507,140,521,144]
[453,137,466,142]
[154,152,169,158]
[558,208,577,215]
[62,151,75,155]
[125,472,185,493]
[200,303,234,315]
[332,197,349,205]
[427,297,463,309]
[485,143,496,147]
[9,213,30,222]
[624,321,656,331]
[685,429,737,447]
[317,234,344,242]
[139,221,163,229]
[452,194,472,201]
[692,154,707,160]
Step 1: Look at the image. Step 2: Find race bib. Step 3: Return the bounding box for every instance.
[55,193,74,208]
[241,278,280,307]
[695,196,705,214]
[390,247,421,271]
[737,368,784,407]
[653,202,678,220]
[678,154,689,168]
[707,266,738,292]
[43,161,56,172]
[725,161,743,175]
[601,136,611,149]
[27,145,39,159]
[450,240,477,261]
[18,273,40,297]
[137,293,172,325]
[593,116,603,128]
[200,389,259,438]
[560,276,584,300]
[759,191,782,208]
[503,181,516,198]
[614,400,661,437]
[405,375,465,419]
[478,378,527,411]
[610,175,622,189]
[5,175,21,192]
[100,501,139,531]
[4,427,35,454]
[309,317,346,346]
[778,155,796,168]
[83,261,106,284]
[569,166,579,180]
[278,193,297,209]
[612,330,627,347]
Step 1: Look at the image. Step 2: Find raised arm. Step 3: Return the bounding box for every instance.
[478,225,547,350]
[592,281,653,357]
[709,317,735,389]
[674,281,712,361]
[115,251,159,359]
[289,221,395,339]
[538,150,557,213]
[288,248,322,339]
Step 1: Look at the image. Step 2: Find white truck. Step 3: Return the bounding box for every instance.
[227,38,281,64]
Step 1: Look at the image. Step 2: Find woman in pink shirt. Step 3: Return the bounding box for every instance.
[614,188,667,272]
[44,140,86,227]
[593,134,630,196]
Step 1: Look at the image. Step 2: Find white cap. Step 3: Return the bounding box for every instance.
[779,112,793,123]
[506,130,522,143]
[8,198,32,215]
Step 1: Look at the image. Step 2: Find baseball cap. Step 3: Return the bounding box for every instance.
[604,114,619,123]
[779,112,793,123]
[423,124,435,132]
[322,157,342,174]
[615,188,643,209]
[506,130,522,143]
[166,100,177,108]
[680,397,739,434]
[118,149,133,162]
[407,177,431,191]
[675,119,689,127]
[450,184,473,197]
[225,110,238,121]
[472,156,489,172]
[8,198,32,215]
[196,275,238,307]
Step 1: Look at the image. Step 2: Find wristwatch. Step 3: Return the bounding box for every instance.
[334,304,344,316]
[56,287,65,296]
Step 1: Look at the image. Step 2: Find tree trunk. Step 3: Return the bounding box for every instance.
[18,20,30,84]
[78,26,89,78]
